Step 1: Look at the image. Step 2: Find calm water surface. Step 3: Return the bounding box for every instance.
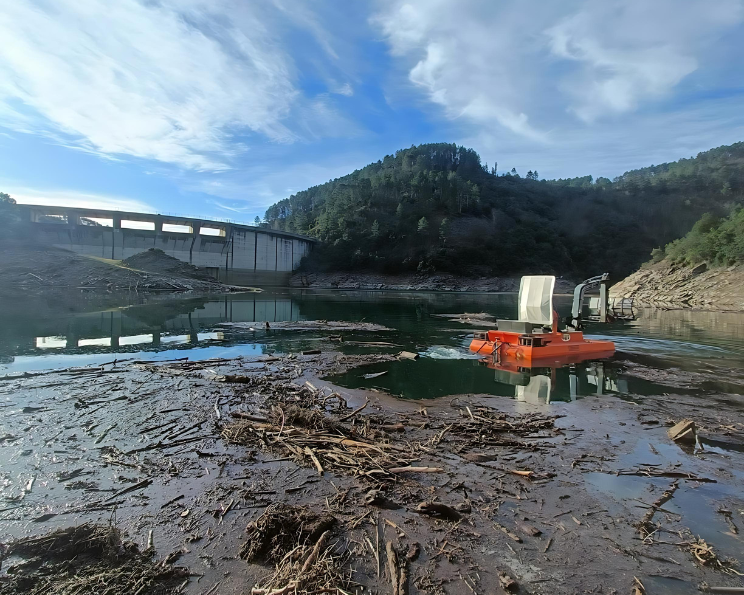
[1,288,742,403]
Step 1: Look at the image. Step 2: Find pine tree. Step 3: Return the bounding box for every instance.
[439,217,449,242]
[417,216,429,233]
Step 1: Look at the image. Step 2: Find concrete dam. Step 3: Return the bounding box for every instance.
[19,204,316,286]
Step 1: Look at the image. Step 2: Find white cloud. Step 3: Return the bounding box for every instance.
[332,83,354,97]
[10,187,155,213]
[545,0,744,122]
[0,0,299,171]
[372,1,560,141]
[373,0,743,138]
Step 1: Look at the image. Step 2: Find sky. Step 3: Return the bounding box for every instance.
[1,0,743,223]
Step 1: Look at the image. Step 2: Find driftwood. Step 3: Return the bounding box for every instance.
[387,466,444,473]
[337,398,369,422]
[386,541,400,595]
[105,478,152,501]
[638,481,678,537]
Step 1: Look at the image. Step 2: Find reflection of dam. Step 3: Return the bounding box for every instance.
[10,295,302,357]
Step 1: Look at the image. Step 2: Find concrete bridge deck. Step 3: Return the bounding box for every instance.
[18,204,315,286]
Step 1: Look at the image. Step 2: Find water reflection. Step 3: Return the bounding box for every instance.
[328,354,650,402]
[1,289,742,386]
[0,294,299,366]
[486,359,629,404]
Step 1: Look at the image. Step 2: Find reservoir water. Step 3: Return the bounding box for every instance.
[2,289,742,404]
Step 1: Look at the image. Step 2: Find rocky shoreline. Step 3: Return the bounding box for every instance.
[611,259,744,311]
[291,271,577,293]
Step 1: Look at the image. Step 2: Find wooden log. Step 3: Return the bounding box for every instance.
[338,398,368,422]
[386,541,400,595]
[304,446,324,475]
[388,466,444,473]
[230,412,269,423]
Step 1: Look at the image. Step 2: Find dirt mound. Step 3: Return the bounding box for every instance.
[123,248,211,280]
[240,503,336,563]
[0,246,233,293]
[0,523,188,594]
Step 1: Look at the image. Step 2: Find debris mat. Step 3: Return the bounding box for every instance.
[0,523,188,595]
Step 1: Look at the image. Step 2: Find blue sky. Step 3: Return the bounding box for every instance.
[1,0,743,223]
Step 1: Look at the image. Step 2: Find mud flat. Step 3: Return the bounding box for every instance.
[1,348,743,594]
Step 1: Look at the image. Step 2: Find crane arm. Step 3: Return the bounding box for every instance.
[568,273,609,330]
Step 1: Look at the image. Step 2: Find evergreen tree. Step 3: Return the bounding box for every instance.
[259,141,744,279]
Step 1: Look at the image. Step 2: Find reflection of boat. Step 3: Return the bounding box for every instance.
[481,356,628,404]
[469,275,616,363]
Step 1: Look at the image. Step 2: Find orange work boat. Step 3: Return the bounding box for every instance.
[469,275,616,364]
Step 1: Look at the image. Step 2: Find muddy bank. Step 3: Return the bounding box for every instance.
[0,245,248,293]
[1,347,742,594]
[612,259,744,311]
[292,271,577,293]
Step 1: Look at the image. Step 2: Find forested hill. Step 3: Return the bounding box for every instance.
[263,142,744,280]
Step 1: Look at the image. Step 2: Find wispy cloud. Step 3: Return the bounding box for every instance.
[9,187,156,212]
[331,83,354,97]
[373,0,744,139]
[545,0,744,122]
[0,0,299,171]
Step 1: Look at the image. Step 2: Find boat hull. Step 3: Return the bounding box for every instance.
[470,329,615,364]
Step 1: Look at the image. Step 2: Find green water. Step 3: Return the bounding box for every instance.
[1,288,743,403]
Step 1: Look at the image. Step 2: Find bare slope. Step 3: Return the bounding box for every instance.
[0,245,235,292]
[611,259,744,310]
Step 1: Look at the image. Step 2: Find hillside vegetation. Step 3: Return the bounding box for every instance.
[264,142,744,280]
[656,208,744,266]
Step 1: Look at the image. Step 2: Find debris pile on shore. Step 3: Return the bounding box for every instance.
[245,505,348,595]
[222,382,423,478]
[0,523,188,595]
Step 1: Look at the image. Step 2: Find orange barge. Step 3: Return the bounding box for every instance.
[470,328,615,363]
[469,275,616,364]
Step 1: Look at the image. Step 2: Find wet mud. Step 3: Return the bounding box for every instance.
[1,349,742,594]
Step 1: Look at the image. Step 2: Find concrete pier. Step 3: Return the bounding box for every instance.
[18,205,315,286]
